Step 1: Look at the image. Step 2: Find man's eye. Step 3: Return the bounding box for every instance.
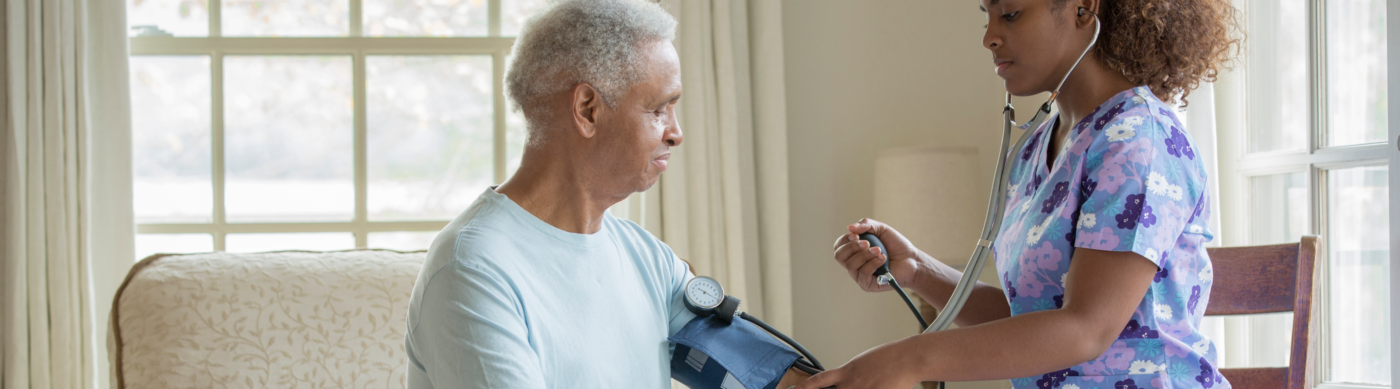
[1002,11,1019,22]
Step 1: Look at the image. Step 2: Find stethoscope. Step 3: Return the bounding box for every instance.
[681,9,1101,384]
[909,10,1100,336]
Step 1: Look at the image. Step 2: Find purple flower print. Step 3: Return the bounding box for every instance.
[1119,320,1160,339]
[1079,176,1098,199]
[1053,294,1064,308]
[1165,126,1196,160]
[1026,174,1045,196]
[1036,368,1081,389]
[1077,227,1122,250]
[1140,205,1157,228]
[1076,106,1102,135]
[1160,107,1184,129]
[1165,338,1194,358]
[1094,102,1127,131]
[1188,285,1202,314]
[1023,131,1043,161]
[1195,358,1221,388]
[1115,194,1147,230]
[1114,379,1139,389]
[1187,193,1206,224]
[1005,273,1018,298]
[1154,266,1170,283]
[1103,340,1136,370]
[1017,242,1062,297]
[1043,181,1070,213]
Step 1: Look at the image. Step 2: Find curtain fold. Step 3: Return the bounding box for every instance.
[657,0,794,333]
[2,0,134,387]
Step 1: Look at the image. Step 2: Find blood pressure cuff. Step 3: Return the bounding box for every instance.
[668,316,801,389]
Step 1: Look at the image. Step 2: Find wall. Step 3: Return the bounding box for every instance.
[782,1,1042,387]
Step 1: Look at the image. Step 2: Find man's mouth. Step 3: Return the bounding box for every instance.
[653,153,670,172]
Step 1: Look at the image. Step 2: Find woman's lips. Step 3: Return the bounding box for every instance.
[995,61,1012,75]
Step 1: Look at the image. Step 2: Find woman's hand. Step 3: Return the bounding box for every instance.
[831,218,929,293]
[791,339,923,389]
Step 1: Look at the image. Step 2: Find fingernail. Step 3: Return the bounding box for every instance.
[869,247,878,254]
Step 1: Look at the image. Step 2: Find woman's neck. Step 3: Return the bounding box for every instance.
[1043,57,1136,163]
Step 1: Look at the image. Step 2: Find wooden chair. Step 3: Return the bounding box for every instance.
[1205,235,1319,389]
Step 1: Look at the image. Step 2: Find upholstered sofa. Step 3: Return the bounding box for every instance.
[108,250,425,388]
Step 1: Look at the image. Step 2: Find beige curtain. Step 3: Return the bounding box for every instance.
[648,0,794,333]
[1,0,135,388]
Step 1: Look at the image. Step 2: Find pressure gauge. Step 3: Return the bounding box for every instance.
[683,276,725,316]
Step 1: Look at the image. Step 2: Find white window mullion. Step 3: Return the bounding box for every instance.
[212,51,226,251]
[493,51,507,183]
[350,0,363,37]
[354,51,369,249]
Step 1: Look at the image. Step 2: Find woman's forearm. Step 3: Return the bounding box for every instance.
[895,308,1107,382]
[908,251,1012,327]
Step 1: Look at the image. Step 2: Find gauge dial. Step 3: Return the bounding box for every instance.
[684,276,725,312]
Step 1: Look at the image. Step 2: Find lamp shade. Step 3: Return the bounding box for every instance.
[872,147,983,267]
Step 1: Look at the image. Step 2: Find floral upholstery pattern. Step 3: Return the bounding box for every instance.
[110,250,424,388]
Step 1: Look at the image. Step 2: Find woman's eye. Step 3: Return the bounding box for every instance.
[1002,11,1019,21]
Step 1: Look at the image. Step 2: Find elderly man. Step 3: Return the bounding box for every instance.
[404,0,807,387]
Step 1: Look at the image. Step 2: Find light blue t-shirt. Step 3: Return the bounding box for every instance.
[405,188,697,388]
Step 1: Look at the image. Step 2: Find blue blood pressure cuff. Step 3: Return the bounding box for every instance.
[669,316,801,389]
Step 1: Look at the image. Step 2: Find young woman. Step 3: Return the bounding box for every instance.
[797,0,1240,388]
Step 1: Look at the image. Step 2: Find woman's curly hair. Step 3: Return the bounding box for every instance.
[1071,0,1244,105]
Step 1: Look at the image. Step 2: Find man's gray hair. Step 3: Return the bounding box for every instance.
[505,0,677,143]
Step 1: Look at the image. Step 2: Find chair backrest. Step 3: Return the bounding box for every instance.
[1204,235,1319,389]
[109,250,426,389]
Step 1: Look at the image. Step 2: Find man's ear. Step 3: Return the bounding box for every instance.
[571,83,603,139]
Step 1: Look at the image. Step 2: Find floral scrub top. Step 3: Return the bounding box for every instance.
[994,86,1227,389]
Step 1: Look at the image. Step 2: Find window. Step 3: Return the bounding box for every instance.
[1231,0,1389,386]
[128,0,547,259]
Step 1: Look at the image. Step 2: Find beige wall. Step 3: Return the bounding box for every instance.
[781,1,1042,387]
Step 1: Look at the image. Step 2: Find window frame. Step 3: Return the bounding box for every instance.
[129,0,520,251]
[1225,0,1392,387]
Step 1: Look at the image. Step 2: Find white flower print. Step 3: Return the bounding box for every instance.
[1061,272,1068,286]
[1198,267,1213,283]
[1021,199,1033,212]
[1127,360,1164,375]
[1143,248,1160,262]
[1154,303,1173,321]
[1063,385,1082,389]
[1165,185,1184,201]
[1146,172,1170,196]
[1008,184,1019,197]
[1193,337,1212,355]
[1105,116,1145,142]
[1026,224,1044,244]
[1132,95,1146,104]
[1079,213,1097,228]
[1189,225,1204,234]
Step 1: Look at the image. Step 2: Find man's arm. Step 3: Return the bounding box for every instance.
[411,261,546,388]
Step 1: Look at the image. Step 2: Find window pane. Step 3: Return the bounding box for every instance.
[1245,0,1309,153]
[135,233,214,261]
[127,0,209,36]
[131,56,213,224]
[225,232,356,253]
[1328,165,1390,384]
[367,56,493,221]
[1326,0,1388,146]
[364,0,486,37]
[502,0,548,37]
[225,56,354,222]
[1249,173,1308,244]
[222,0,349,36]
[367,231,437,252]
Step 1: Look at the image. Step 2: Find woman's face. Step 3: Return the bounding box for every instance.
[981,0,1091,96]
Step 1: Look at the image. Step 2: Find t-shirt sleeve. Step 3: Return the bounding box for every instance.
[409,261,546,389]
[664,248,698,337]
[1073,112,1202,268]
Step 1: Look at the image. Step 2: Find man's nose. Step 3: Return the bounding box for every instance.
[664,118,683,147]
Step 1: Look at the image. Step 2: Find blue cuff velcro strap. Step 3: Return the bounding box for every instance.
[669,316,800,389]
